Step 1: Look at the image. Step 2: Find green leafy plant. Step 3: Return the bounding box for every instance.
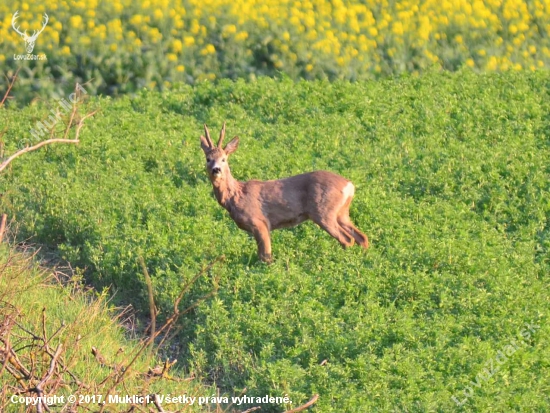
[1,71,549,411]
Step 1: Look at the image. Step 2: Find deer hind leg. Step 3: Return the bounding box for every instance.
[338,218,369,249]
[337,185,369,249]
[311,215,355,248]
[252,223,273,263]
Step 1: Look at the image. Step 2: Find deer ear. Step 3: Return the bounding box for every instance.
[224,136,239,155]
[200,135,211,154]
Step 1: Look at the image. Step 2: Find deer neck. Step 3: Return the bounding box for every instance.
[211,171,242,210]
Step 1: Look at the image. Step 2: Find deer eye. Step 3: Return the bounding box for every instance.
[222,158,226,162]
[206,158,212,163]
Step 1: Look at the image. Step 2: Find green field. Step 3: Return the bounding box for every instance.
[1,71,549,412]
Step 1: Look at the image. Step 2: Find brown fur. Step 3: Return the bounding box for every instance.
[200,123,369,263]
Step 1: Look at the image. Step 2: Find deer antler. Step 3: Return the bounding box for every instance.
[217,122,226,148]
[30,13,48,39]
[203,124,214,148]
[11,11,27,38]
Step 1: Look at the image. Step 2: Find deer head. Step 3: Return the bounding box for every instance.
[12,11,49,54]
[200,123,239,182]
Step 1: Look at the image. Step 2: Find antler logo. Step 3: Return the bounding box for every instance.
[12,10,49,54]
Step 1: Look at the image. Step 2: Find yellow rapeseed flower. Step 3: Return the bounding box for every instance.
[4,0,550,82]
[200,44,216,55]
[172,39,183,53]
[392,22,404,36]
[130,15,143,26]
[487,56,498,71]
[70,15,82,28]
[235,32,249,41]
[224,24,237,35]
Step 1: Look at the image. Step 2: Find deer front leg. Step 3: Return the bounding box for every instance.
[252,224,272,263]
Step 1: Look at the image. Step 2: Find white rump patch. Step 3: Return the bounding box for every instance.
[342,182,355,200]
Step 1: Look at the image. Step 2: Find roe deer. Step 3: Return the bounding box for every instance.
[200,123,369,263]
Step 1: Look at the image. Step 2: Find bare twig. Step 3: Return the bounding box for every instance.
[285,394,319,413]
[174,256,224,313]
[74,109,98,139]
[41,307,48,347]
[151,394,166,412]
[139,256,156,348]
[62,93,79,140]
[0,68,20,108]
[0,214,7,243]
[33,344,63,413]
[2,344,31,378]
[223,387,248,413]
[157,255,224,345]
[46,321,66,345]
[0,331,12,378]
[0,125,8,158]
[0,138,79,173]
[240,407,261,413]
[37,344,63,389]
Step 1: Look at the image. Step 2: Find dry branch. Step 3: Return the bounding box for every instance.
[0,214,7,243]
[37,344,63,390]
[139,256,157,347]
[240,407,261,413]
[151,394,166,412]
[157,255,224,348]
[0,68,20,108]
[32,344,63,413]
[0,138,79,173]
[284,394,319,413]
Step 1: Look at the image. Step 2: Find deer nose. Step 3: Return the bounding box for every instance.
[212,167,221,175]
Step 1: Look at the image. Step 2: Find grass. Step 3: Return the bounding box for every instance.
[0,244,215,412]
[1,70,549,411]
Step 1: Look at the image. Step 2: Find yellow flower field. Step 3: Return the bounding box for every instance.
[1,0,550,98]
